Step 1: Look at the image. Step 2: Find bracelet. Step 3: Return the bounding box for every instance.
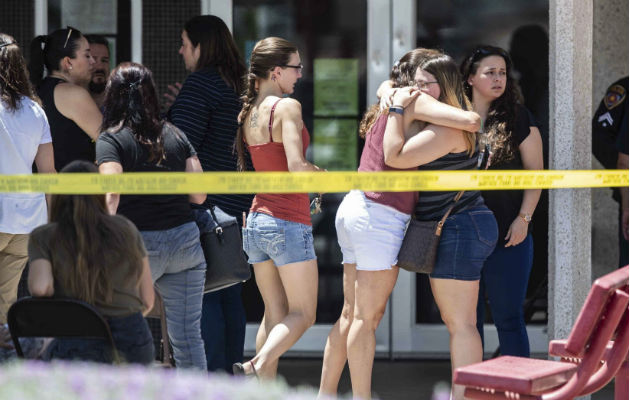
[389,106,404,115]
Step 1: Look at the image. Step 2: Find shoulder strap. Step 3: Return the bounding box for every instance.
[268,98,283,142]
[435,191,465,235]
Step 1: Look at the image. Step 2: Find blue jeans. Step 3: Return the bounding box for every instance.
[46,312,154,365]
[192,208,247,373]
[430,206,498,281]
[477,233,534,357]
[243,212,316,266]
[141,222,207,370]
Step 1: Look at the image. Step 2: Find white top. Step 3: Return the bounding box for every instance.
[0,97,52,234]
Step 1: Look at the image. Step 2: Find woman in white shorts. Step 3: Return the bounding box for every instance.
[319,48,481,400]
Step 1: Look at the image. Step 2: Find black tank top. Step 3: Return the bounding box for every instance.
[415,149,482,221]
[37,77,96,171]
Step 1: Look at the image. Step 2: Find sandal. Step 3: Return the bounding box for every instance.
[232,361,259,379]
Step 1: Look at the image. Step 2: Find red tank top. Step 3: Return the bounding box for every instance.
[247,99,311,225]
[358,114,418,214]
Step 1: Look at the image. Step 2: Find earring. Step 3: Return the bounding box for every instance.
[271,75,276,82]
[69,66,73,70]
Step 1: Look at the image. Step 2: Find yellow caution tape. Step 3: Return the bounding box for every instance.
[0,170,626,194]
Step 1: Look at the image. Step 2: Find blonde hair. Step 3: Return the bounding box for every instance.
[419,54,476,156]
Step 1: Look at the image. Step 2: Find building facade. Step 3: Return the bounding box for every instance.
[0,0,627,360]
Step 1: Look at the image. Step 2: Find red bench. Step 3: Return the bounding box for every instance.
[453,265,629,400]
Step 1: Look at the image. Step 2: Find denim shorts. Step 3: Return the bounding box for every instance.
[430,205,498,281]
[336,190,410,271]
[242,212,316,267]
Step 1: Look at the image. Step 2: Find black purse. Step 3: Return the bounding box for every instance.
[397,191,464,274]
[199,206,251,293]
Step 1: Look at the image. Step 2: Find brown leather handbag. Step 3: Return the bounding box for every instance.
[397,191,464,274]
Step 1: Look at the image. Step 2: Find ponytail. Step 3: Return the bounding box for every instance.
[235,72,258,171]
[27,27,83,87]
[28,35,47,87]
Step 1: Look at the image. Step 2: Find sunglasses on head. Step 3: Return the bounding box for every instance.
[63,27,73,49]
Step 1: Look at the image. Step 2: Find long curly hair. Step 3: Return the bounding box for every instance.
[235,37,298,171]
[358,48,442,139]
[0,33,39,111]
[460,45,523,163]
[101,62,165,163]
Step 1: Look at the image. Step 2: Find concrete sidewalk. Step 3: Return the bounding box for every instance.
[277,358,615,399]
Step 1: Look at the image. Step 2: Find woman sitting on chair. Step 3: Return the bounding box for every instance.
[27,160,155,364]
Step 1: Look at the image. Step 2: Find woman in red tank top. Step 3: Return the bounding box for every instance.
[233,37,322,379]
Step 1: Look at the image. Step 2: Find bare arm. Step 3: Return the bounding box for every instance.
[277,99,321,172]
[618,152,629,240]
[54,83,103,140]
[34,142,56,205]
[186,155,206,204]
[407,92,481,132]
[384,111,464,168]
[28,258,55,297]
[98,161,123,215]
[504,126,544,247]
[138,256,154,316]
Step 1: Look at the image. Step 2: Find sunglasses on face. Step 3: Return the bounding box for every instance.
[281,63,304,72]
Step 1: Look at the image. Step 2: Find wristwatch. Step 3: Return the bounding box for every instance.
[518,212,532,223]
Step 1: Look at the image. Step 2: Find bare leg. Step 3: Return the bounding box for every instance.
[251,260,288,377]
[319,264,357,397]
[347,266,399,399]
[429,278,482,400]
[243,259,318,379]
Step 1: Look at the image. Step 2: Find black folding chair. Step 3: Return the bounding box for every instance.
[7,297,120,363]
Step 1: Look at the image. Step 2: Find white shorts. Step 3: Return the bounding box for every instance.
[335,190,411,271]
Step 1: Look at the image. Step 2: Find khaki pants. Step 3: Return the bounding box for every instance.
[0,233,29,324]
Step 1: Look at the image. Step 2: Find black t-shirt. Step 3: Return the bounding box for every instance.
[592,77,628,169]
[482,104,537,246]
[96,123,196,231]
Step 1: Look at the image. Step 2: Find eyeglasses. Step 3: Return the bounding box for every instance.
[416,81,438,90]
[63,28,73,49]
[281,64,303,71]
